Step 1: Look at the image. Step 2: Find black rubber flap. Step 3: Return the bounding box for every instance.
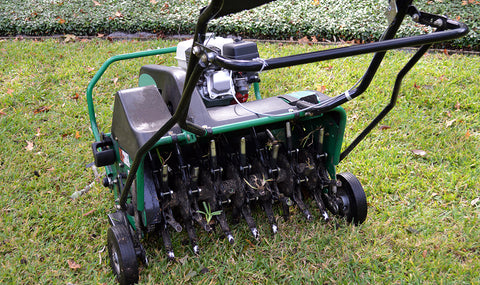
[111,85,181,157]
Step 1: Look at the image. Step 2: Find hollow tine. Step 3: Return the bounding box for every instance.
[191,166,199,184]
[215,211,234,244]
[184,221,200,255]
[272,182,290,221]
[272,144,280,165]
[160,224,175,261]
[313,191,330,222]
[316,127,325,154]
[286,121,293,151]
[281,200,290,221]
[210,139,217,169]
[241,203,260,240]
[240,137,247,167]
[293,186,312,220]
[165,209,182,232]
[262,200,278,234]
[162,164,169,184]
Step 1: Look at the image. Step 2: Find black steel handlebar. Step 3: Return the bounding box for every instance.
[212,24,467,73]
[207,12,467,116]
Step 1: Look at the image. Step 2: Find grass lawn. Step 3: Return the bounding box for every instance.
[0,38,479,284]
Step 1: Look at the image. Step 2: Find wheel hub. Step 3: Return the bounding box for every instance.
[111,251,121,274]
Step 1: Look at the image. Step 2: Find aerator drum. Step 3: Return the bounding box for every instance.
[87,0,467,283]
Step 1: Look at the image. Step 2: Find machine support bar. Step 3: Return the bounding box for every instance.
[339,43,432,162]
[87,47,177,142]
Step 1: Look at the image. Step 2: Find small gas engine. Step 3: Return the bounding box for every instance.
[176,36,261,107]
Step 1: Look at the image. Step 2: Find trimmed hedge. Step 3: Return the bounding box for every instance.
[0,0,478,49]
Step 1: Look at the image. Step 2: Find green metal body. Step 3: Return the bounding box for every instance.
[88,46,346,231]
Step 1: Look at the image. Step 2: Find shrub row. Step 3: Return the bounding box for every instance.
[0,0,478,49]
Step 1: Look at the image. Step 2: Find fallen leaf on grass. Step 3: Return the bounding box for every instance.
[71,181,95,199]
[25,141,34,151]
[298,36,310,44]
[184,270,197,281]
[82,209,96,216]
[316,85,326,93]
[0,108,6,116]
[411,149,427,156]
[71,93,79,100]
[178,255,189,265]
[455,102,461,110]
[67,259,81,270]
[406,226,420,234]
[92,0,101,6]
[150,0,158,4]
[471,197,479,206]
[33,105,52,114]
[75,131,81,139]
[445,119,456,127]
[7,88,14,94]
[115,11,123,17]
[63,34,76,43]
[86,67,95,73]
[379,125,391,130]
[97,33,104,38]
[465,130,471,138]
[245,239,255,247]
[422,250,428,258]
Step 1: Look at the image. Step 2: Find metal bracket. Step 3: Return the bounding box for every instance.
[386,0,398,25]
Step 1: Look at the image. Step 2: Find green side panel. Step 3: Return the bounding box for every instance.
[211,112,301,134]
[136,161,145,213]
[126,214,136,231]
[139,73,157,87]
[323,106,347,178]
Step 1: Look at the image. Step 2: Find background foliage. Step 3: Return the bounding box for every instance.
[0,0,479,50]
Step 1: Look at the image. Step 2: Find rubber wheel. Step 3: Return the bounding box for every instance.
[107,225,139,285]
[336,172,367,225]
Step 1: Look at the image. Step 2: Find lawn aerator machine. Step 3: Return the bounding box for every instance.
[87,0,467,283]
